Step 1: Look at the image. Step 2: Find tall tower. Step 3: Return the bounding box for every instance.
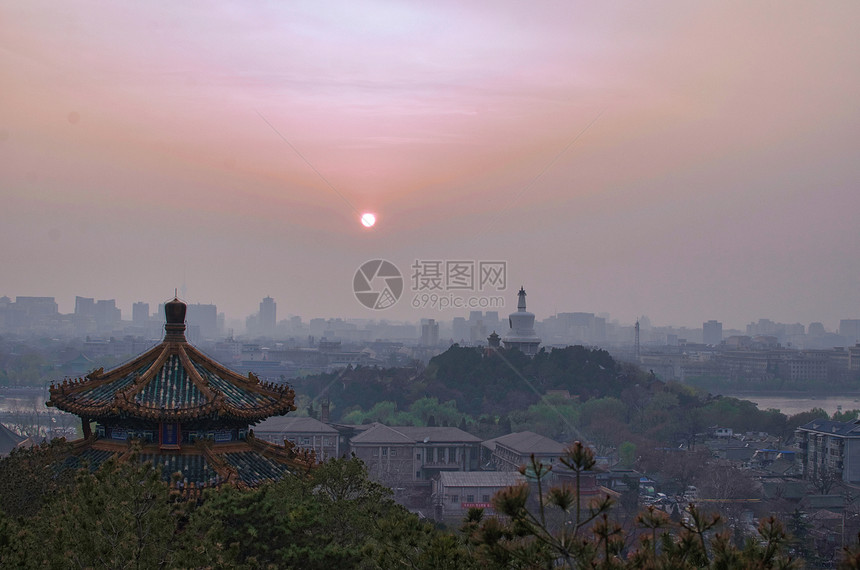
[502,287,542,356]
[634,320,640,362]
[260,296,276,337]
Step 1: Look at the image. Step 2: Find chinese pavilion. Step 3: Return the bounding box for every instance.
[47,297,312,490]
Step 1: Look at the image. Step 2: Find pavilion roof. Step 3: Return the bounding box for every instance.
[59,434,313,490]
[47,299,296,423]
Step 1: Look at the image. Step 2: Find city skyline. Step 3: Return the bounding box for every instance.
[2,2,859,329]
[3,291,859,341]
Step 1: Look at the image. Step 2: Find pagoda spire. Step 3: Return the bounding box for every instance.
[164,297,187,342]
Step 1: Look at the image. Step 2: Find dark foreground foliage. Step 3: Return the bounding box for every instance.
[2,443,860,569]
[0,448,472,569]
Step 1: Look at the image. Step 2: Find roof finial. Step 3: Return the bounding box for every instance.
[164,296,187,342]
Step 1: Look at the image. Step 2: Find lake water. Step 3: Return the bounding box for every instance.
[721,393,860,417]
[0,388,51,413]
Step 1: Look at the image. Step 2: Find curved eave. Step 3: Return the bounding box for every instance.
[49,338,297,420]
[183,344,294,399]
[47,342,165,414]
[48,400,297,424]
[57,437,311,489]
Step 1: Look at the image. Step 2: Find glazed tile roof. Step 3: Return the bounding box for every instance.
[77,364,152,406]
[136,356,207,409]
[61,448,117,472]
[223,451,291,486]
[141,452,219,485]
[44,299,309,491]
[56,443,301,489]
[47,337,296,423]
[193,361,274,409]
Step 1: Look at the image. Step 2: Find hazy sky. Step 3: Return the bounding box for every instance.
[2,1,858,330]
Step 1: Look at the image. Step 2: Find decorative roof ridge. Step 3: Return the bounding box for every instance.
[115,343,172,404]
[49,342,164,398]
[114,400,219,420]
[104,342,164,377]
[178,344,218,403]
[198,440,243,488]
[183,344,249,382]
[49,329,296,422]
[185,344,290,397]
[184,344,297,410]
[247,433,315,472]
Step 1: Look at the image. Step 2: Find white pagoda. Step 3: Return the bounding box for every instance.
[502,287,542,356]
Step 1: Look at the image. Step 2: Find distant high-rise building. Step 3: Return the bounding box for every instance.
[593,317,606,342]
[132,302,150,325]
[483,311,500,330]
[808,322,826,336]
[421,319,439,346]
[260,296,276,337]
[469,319,486,343]
[452,317,468,343]
[75,296,95,317]
[94,299,121,331]
[309,318,326,338]
[703,320,723,346]
[840,319,860,345]
[186,303,218,339]
[14,297,57,316]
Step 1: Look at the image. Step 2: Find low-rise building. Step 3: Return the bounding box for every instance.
[432,471,526,520]
[796,419,860,483]
[252,416,341,461]
[483,431,566,472]
[349,424,481,487]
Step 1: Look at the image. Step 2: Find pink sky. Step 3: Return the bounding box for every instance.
[1,1,858,330]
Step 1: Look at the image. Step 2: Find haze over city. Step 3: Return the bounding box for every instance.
[2,2,858,330]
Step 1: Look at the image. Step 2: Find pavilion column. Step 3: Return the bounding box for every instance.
[81,418,92,439]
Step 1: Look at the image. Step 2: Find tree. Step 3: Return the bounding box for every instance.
[811,464,841,495]
[464,441,616,569]
[178,456,458,569]
[618,442,636,469]
[786,509,812,561]
[3,454,180,569]
[0,438,76,519]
